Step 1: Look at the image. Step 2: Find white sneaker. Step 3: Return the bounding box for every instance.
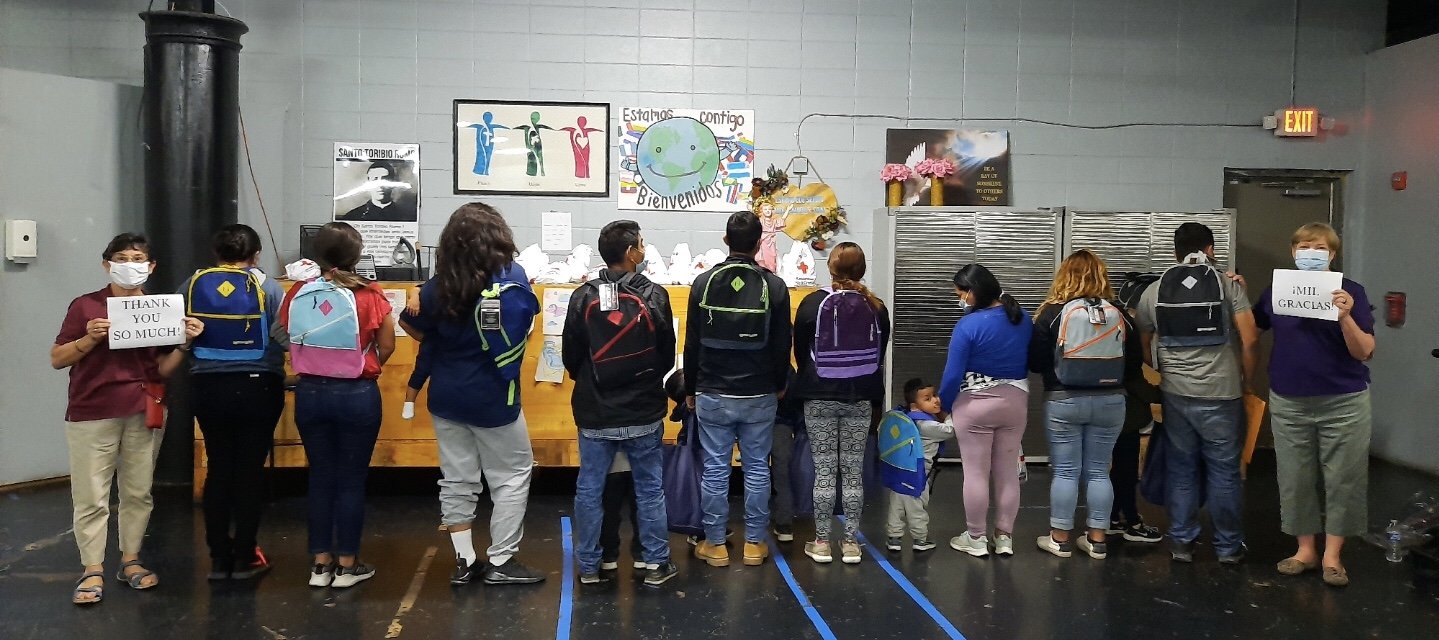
[1036,535,1074,558]
[308,563,334,588]
[841,539,862,564]
[600,560,619,571]
[993,534,1014,556]
[633,560,654,570]
[805,540,833,563]
[949,532,990,557]
[330,563,375,588]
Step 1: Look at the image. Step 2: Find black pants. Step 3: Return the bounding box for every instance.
[1110,430,1142,524]
[601,471,642,561]
[192,372,285,565]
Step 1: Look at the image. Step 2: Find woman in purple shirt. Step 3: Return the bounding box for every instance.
[1253,223,1375,588]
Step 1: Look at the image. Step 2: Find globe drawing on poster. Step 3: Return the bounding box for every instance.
[618,108,755,212]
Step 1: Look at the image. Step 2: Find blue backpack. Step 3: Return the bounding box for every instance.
[878,409,930,497]
[187,267,269,360]
[472,271,538,406]
[286,279,366,379]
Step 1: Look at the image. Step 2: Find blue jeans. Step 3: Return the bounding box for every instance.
[697,393,777,544]
[294,377,382,557]
[1045,394,1125,530]
[1164,395,1245,555]
[573,425,669,574]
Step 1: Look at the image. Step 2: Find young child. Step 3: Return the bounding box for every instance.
[885,378,954,552]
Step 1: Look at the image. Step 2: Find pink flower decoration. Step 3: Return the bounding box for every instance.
[914,158,957,178]
[880,163,913,182]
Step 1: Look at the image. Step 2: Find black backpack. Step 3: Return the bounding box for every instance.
[1154,257,1230,347]
[697,263,771,350]
[1118,272,1160,310]
[582,274,660,389]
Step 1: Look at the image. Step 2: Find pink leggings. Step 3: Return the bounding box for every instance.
[953,385,1029,537]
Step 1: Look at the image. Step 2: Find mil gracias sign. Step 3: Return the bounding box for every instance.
[106,294,187,349]
[1271,269,1343,320]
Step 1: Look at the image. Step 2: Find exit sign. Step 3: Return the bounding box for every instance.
[1275,107,1319,137]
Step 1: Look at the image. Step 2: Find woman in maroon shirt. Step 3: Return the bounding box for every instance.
[51,233,202,605]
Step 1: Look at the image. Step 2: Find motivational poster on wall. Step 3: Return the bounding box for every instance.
[618,107,755,212]
[1271,269,1343,320]
[106,294,186,349]
[884,129,1011,206]
[333,142,421,268]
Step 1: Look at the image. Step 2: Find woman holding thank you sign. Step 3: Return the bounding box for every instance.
[1252,222,1375,588]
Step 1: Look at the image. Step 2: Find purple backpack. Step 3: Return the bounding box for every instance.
[812,288,882,379]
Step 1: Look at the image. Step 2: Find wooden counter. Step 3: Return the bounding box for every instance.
[194,281,812,491]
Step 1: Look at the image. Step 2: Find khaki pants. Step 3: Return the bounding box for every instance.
[1270,390,1371,537]
[65,413,163,566]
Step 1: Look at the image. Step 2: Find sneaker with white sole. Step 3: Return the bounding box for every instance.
[330,562,375,588]
[773,525,795,543]
[308,563,334,588]
[600,559,619,571]
[1036,535,1074,558]
[805,540,833,563]
[1123,523,1163,543]
[950,532,990,557]
[913,538,937,552]
[633,560,652,570]
[643,562,679,586]
[841,539,862,564]
[993,534,1014,556]
[1077,535,1108,559]
[886,537,903,552]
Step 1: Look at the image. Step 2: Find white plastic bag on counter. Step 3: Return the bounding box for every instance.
[565,244,595,282]
[701,249,726,272]
[668,243,694,286]
[641,243,669,283]
[779,243,818,287]
[514,244,548,282]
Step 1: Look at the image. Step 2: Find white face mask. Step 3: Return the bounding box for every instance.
[108,261,150,290]
[1294,248,1331,272]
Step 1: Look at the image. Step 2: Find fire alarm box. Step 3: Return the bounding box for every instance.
[1385,292,1406,328]
[1392,171,1407,190]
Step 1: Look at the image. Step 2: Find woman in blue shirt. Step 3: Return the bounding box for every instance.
[939,264,1033,559]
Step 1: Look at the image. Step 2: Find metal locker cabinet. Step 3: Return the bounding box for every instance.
[1063,210,1238,290]
[872,206,1063,461]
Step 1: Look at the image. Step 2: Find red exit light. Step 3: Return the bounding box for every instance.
[1276,107,1318,137]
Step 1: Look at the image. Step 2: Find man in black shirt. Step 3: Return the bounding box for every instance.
[684,211,792,569]
[562,220,678,586]
[338,161,416,222]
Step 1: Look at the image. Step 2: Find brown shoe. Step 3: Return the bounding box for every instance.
[1276,557,1319,575]
[743,541,769,566]
[694,541,730,567]
[1322,565,1349,587]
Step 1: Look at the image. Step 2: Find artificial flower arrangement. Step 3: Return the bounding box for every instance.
[913,158,957,206]
[802,205,848,250]
[881,163,913,207]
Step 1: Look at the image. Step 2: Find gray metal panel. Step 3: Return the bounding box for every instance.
[1064,210,1237,291]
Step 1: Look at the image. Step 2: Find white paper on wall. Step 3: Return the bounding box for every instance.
[1271,269,1343,321]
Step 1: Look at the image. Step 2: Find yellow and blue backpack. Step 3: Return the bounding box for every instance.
[186,267,269,360]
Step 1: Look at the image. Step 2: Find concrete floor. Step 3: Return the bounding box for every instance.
[1,455,1437,639]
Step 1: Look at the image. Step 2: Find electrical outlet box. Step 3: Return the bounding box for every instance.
[5,219,37,262]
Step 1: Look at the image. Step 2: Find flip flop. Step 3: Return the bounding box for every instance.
[115,559,159,590]
[73,571,104,605]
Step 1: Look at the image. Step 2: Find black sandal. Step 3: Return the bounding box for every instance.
[72,571,104,605]
[115,559,159,590]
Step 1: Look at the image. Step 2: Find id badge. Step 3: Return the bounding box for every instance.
[479,298,502,331]
[598,283,619,311]
[1086,303,1106,325]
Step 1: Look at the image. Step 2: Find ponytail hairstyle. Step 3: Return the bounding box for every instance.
[435,202,517,318]
[953,263,1023,325]
[212,223,262,265]
[1039,249,1114,312]
[312,222,368,290]
[827,242,883,310]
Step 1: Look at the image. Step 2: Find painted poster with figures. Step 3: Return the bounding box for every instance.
[618,107,755,212]
[453,100,610,197]
[885,129,1011,206]
[333,142,421,268]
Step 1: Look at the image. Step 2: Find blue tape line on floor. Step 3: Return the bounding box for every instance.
[771,534,839,640]
[558,516,575,640]
[839,516,966,640]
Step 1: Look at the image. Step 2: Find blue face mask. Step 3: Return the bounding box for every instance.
[958,295,971,312]
[1294,248,1331,271]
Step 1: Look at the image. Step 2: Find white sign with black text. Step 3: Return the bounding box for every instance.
[1271,269,1343,321]
[106,294,187,349]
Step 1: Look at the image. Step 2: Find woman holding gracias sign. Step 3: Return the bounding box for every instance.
[1251,222,1375,588]
[52,233,204,605]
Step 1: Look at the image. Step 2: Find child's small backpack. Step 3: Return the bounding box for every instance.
[287,279,366,379]
[1052,298,1126,388]
[472,272,538,406]
[812,289,882,379]
[697,262,771,350]
[878,409,927,497]
[187,267,269,360]
[1155,254,1230,347]
[1117,271,1160,310]
[581,274,660,389]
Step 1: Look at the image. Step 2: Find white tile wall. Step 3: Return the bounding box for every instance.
[0,0,1387,282]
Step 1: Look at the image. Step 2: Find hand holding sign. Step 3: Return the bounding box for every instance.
[105,294,189,349]
[1271,269,1344,321]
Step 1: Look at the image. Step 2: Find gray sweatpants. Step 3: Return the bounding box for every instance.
[434,414,534,565]
[1270,390,1370,537]
[885,461,935,540]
